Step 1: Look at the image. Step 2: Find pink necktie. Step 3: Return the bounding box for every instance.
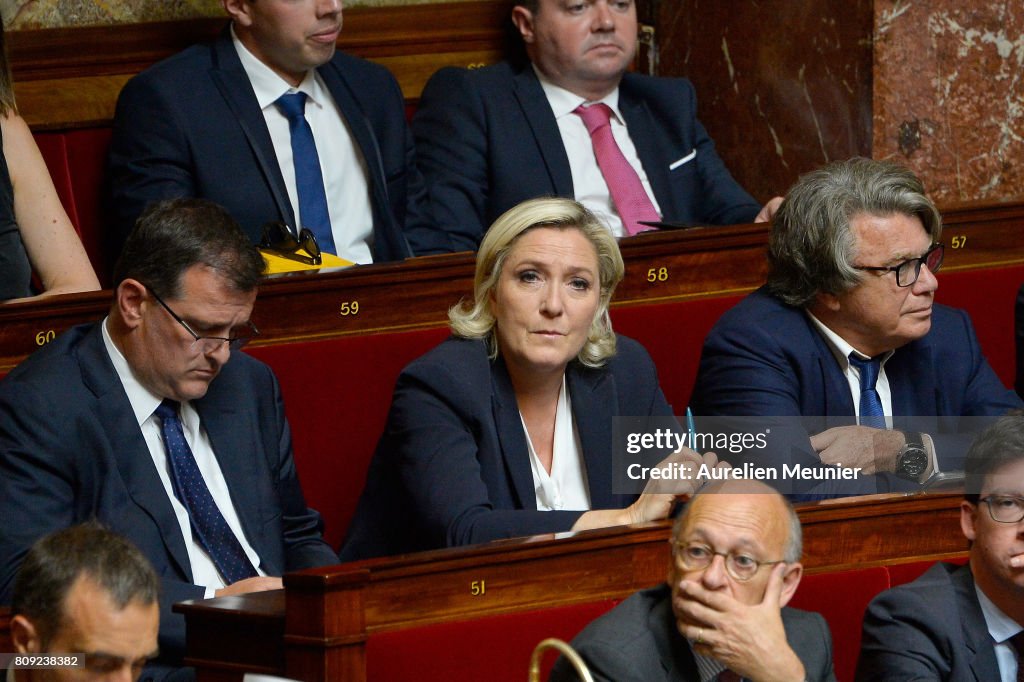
[574,103,660,235]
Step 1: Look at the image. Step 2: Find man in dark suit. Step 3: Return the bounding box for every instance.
[857,415,1024,680]
[693,158,1021,492]
[0,199,338,678]
[9,523,160,682]
[109,0,445,263]
[412,0,778,251]
[551,480,836,682]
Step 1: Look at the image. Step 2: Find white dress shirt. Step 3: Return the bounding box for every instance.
[535,69,661,238]
[976,579,1024,682]
[522,376,591,511]
[102,318,265,596]
[233,28,375,264]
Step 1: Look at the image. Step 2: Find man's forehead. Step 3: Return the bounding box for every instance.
[982,457,1024,495]
[680,492,788,550]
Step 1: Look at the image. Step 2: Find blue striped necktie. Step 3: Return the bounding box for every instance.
[274,92,336,253]
[155,399,258,584]
[848,353,887,429]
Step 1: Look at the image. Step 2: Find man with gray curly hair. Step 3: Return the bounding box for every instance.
[692,158,1020,493]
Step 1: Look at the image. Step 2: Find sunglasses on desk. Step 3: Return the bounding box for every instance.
[259,221,323,266]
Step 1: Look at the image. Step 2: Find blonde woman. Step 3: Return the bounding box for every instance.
[341,198,721,560]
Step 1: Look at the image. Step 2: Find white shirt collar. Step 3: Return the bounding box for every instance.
[533,64,623,123]
[101,317,166,427]
[231,24,323,110]
[975,579,1024,645]
[805,309,894,368]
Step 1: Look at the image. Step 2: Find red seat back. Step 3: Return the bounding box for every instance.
[789,567,890,682]
[246,326,449,547]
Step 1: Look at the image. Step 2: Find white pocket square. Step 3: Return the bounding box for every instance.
[669,149,697,170]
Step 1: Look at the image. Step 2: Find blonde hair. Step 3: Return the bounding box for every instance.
[449,197,625,367]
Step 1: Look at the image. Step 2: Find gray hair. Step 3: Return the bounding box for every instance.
[767,157,942,307]
[672,488,803,564]
[11,522,159,646]
[448,197,625,368]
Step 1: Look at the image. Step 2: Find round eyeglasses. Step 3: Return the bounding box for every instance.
[853,243,944,287]
[672,542,784,582]
[145,285,259,353]
[979,495,1024,523]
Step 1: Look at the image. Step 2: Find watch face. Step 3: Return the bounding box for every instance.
[898,448,928,477]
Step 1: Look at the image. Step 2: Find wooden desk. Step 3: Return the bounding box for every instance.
[176,492,967,681]
[2,198,1022,374]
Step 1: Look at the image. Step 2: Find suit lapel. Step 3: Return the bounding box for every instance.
[619,82,678,221]
[801,315,856,417]
[192,384,276,574]
[512,68,575,197]
[567,364,619,509]
[491,359,537,509]
[208,32,295,227]
[886,340,937,417]
[78,326,194,580]
[952,566,1003,681]
[650,587,699,680]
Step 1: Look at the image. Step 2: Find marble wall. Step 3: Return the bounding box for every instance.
[0,0,475,29]
[653,0,1024,204]
[873,1,1024,203]
[652,1,874,204]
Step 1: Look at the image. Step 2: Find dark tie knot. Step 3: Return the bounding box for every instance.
[1008,629,1024,655]
[848,353,881,390]
[275,92,308,122]
[154,399,181,421]
[574,102,613,134]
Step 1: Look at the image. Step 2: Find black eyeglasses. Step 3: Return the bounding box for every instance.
[979,495,1024,523]
[854,243,944,287]
[145,286,260,352]
[672,542,785,582]
[259,221,322,266]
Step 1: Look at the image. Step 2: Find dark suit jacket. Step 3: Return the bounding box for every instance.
[856,563,1001,681]
[550,584,837,682]
[692,287,1022,483]
[108,27,445,260]
[411,62,760,252]
[0,323,337,675]
[339,335,674,561]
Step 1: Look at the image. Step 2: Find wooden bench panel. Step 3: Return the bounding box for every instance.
[173,492,967,682]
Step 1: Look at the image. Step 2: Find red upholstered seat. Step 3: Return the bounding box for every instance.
[789,567,891,682]
[611,295,743,410]
[33,128,115,287]
[935,264,1024,389]
[246,326,450,547]
[365,599,619,682]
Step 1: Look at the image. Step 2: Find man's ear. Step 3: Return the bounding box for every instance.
[116,279,148,330]
[223,0,254,28]
[812,290,841,314]
[777,562,803,609]
[10,615,43,654]
[510,6,536,44]
[961,500,979,542]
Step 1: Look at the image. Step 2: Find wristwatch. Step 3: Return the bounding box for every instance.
[895,432,929,482]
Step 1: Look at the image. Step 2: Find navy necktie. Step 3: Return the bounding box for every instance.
[1008,630,1024,682]
[848,353,887,429]
[274,92,335,253]
[155,399,258,585]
